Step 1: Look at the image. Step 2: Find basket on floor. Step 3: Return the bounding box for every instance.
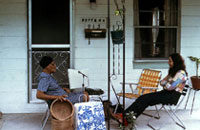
[50,99,74,130]
[51,117,74,130]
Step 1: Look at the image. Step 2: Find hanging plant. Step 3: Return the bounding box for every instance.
[115,8,124,17]
[111,20,124,44]
[111,0,125,45]
[111,30,124,44]
[111,11,124,45]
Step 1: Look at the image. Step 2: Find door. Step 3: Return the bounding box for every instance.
[28,0,72,102]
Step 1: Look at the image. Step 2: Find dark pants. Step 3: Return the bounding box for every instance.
[124,90,181,118]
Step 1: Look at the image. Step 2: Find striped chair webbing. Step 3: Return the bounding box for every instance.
[137,69,162,96]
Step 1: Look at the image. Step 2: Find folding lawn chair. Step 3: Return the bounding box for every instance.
[147,85,189,130]
[111,69,162,118]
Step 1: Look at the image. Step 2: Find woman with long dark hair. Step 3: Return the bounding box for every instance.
[113,53,188,122]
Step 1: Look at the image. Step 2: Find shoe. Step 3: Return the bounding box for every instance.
[111,113,128,126]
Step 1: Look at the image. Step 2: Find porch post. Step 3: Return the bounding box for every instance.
[107,0,111,129]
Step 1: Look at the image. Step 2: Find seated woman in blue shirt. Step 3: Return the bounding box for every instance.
[36,56,89,106]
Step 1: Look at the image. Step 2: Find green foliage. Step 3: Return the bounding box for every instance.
[115,8,123,16]
[188,56,200,77]
[119,111,137,130]
[188,56,200,63]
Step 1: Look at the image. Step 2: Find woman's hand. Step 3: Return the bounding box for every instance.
[57,95,68,102]
[63,88,71,93]
[160,75,170,87]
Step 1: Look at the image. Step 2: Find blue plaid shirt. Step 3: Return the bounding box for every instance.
[37,72,84,104]
[37,72,67,96]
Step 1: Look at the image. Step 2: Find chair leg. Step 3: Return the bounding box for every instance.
[184,88,192,109]
[147,106,163,130]
[191,90,197,115]
[41,108,50,130]
[143,105,160,119]
[147,105,186,130]
[164,106,186,129]
[114,95,122,114]
[114,103,120,114]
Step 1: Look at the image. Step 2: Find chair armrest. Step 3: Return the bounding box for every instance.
[120,82,138,85]
[140,87,158,90]
[119,82,138,94]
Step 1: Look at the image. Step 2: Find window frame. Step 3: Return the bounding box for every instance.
[133,0,181,62]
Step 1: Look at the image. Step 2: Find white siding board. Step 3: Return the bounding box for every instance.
[0,3,26,14]
[75,4,132,16]
[0,81,26,91]
[181,27,200,37]
[182,0,200,6]
[0,59,26,70]
[0,0,25,3]
[181,37,200,47]
[0,0,28,113]
[75,4,108,15]
[75,47,132,59]
[182,16,200,27]
[0,70,26,81]
[75,0,121,5]
[74,58,108,70]
[75,0,133,6]
[0,26,26,37]
[74,47,107,58]
[0,91,27,104]
[0,14,26,26]
[0,47,26,58]
[0,103,47,113]
[0,36,26,48]
[181,48,200,58]
[182,5,200,16]
[74,38,108,48]
[181,1,200,81]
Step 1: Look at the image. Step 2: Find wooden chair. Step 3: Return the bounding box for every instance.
[111,69,162,116]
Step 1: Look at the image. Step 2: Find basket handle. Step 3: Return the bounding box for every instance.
[78,94,87,102]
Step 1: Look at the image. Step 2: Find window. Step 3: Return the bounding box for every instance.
[134,0,180,60]
[32,0,70,44]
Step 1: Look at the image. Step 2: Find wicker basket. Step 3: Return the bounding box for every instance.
[51,117,74,130]
[50,99,74,130]
[50,99,74,121]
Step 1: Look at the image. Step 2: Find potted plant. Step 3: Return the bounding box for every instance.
[111,8,124,45]
[188,56,200,89]
[111,29,124,44]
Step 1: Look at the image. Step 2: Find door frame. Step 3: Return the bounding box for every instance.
[27,0,74,103]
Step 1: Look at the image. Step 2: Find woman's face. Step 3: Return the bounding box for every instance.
[168,56,174,68]
[45,61,56,73]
